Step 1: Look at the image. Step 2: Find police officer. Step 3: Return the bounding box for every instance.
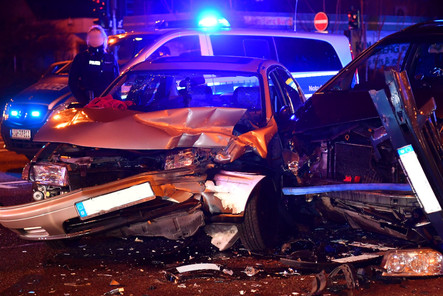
[69,25,119,105]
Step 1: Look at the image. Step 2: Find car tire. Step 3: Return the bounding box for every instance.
[238,179,280,252]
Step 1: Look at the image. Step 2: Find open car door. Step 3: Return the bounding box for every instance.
[371,70,443,247]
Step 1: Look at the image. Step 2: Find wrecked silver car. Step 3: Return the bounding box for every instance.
[0,56,306,252]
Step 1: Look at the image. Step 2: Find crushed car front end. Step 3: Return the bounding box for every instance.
[0,57,293,252]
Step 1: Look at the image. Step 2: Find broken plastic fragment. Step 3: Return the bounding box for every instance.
[176,263,220,273]
[103,287,124,295]
[331,253,381,264]
[243,266,262,277]
[222,268,234,276]
[205,224,239,251]
[134,237,144,243]
[164,263,231,283]
[310,264,358,295]
[110,279,120,286]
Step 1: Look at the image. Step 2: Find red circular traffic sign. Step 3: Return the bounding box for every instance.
[314,12,329,32]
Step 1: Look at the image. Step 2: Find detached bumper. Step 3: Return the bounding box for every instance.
[0,168,206,241]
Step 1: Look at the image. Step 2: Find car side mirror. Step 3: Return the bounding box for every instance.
[277,105,293,124]
[67,102,84,109]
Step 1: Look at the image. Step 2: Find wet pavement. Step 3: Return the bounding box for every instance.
[2,137,443,295]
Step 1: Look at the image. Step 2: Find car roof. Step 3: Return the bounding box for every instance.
[130,56,271,73]
[381,19,443,41]
[317,19,443,93]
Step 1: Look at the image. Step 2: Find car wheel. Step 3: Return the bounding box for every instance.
[238,179,280,252]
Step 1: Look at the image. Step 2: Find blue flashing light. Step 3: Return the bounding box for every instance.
[31,110,41,117]
[199,16,219,28]
[218,18,230,27]
[10,110,19,117]
[198,11,230,29]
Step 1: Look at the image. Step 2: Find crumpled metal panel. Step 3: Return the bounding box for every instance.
[34,107,247,150]
[203,171,265,214]
[35,106,278,161]
[224,117,279,161]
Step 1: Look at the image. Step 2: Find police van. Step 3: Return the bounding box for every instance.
[110,27,352,98]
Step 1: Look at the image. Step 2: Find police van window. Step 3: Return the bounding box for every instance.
[150,36,201,60]
[275,67,303,112]
[109,34,161,67]
[268,68,297,114]
[210,35,276,59]
[274,37,342,72]
[326,42,411,92]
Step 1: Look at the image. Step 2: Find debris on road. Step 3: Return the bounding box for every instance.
[243,266,262,277]
[103,287,124,295]
[310,264,358,295]
[175,263,221,273]
[164,262,231,283]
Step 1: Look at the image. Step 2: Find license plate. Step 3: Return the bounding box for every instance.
[10,129,31,140]
[75,182,155,219]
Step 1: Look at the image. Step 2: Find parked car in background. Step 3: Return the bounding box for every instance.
[1,61,73,159]
[0,56,306,252]
[1,34,151,159]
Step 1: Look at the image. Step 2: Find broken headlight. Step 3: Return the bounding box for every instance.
[382,249,443,276]
[30,163,69,187]
[164,149,196,170]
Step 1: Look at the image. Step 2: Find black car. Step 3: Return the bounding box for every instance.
[281,20,443,255]
[319,20,443,119]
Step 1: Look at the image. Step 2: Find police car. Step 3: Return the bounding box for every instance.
[1,61,73,158]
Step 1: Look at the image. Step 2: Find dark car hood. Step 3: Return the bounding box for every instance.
[34,107,248,150]
[11,75,70,106]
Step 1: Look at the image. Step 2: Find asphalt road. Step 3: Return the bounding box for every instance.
[1,136,443,296]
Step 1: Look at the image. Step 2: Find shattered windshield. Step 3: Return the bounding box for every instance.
[108,70,263,113]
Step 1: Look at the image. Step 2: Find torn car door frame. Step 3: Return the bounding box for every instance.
[282,69,443,248]
[370,70,443,246]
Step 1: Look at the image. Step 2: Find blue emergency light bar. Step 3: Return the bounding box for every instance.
[198,11,230,29]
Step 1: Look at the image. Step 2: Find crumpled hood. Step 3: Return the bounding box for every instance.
[34,107,247,150]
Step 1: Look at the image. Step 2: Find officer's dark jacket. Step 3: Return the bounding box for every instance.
[68,45,119,105]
